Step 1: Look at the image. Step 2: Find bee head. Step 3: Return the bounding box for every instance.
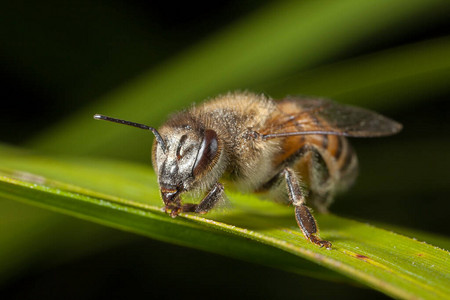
[153,126,220,203]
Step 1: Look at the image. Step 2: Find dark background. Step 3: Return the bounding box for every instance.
[1,1,449,299]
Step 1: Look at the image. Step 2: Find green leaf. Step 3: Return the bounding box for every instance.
[0,145,448,299]
[263,37,450,109]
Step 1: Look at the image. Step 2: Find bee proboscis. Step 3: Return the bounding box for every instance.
[94,91,402,249]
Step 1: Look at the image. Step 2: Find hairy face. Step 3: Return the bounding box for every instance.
[154,129,200,193]
[153,126,221,205]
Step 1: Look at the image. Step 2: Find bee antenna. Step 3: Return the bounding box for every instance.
[93,114,166,153]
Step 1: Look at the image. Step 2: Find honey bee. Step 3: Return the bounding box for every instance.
[94,91,402,249]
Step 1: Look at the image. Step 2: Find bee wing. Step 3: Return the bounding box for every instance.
[262,97,402,139]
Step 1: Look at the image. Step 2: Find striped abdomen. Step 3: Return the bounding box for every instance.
[265,101,359,210]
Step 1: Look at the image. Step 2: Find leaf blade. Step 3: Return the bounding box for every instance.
[0,172,345,283]
[0,146,448,299]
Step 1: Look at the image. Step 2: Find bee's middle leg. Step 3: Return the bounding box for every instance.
[283,168,331,249]
[181,182,224,214]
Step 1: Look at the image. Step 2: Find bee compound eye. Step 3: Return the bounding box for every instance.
[193,129,218,177]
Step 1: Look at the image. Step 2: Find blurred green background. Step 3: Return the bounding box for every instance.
[1,0,449,299]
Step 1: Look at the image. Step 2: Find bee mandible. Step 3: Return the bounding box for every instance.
[94,91,402,249]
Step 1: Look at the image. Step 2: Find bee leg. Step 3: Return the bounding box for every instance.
[164,201,182,218]
[283,168,332,249]
[181,182,224,214]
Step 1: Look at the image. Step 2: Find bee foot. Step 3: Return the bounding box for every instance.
[310,235,332,249]
[169,210,180,218]
[166,206,181,218]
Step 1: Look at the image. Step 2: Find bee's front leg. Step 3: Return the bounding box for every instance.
[164,201,182,218]
[181,182,224,214]
[283,168,332,249]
